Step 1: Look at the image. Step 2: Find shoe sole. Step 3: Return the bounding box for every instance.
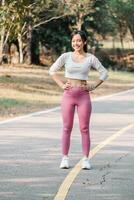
[82,167,91,170]
[60,166,69,169]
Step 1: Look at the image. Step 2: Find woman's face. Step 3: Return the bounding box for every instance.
[71,34,85,52]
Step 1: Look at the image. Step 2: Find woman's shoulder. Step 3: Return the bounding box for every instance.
[60,52,71,57]
[86,52,100,62]
[58,52,71,60]
[86,52,95,58]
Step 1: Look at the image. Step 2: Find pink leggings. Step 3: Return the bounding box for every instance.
[61,86,92,157]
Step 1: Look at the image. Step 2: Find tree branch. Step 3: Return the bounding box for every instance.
[33,14,67,28]
[21,22,27,34]
[22,14,67,36]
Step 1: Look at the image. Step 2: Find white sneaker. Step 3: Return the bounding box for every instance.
[82,157,91,170]
[60,156,70,169]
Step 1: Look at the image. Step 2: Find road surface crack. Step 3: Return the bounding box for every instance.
[100,171,110,185]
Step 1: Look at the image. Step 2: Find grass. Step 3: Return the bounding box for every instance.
[0,98,26,107]
[0,64,134,121]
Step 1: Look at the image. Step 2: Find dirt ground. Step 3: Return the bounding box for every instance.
[0,64,134,121]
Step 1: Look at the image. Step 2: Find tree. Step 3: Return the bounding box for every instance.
[107,0,134,48]
[0,0,16,63]
[11,0,66,64]
[123,0,134,40]
[61,0,96,30]
[0,0,67,64]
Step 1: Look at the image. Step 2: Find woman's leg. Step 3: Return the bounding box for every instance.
[77,93,92,157]
[61,92,75,156]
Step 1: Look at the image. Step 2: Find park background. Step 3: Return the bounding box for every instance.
[0,0,134,120]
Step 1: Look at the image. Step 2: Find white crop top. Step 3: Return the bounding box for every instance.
[49,52,108,81]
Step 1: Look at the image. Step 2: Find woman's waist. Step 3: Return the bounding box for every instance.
[67,78,87,87]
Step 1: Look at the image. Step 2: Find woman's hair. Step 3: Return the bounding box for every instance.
[71,30,88,52]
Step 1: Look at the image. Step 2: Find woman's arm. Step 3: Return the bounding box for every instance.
[91,55,108,81]
[89,79,104,91]
[51,74,71,90]
[88,55,108,91]
[51,74,65,89]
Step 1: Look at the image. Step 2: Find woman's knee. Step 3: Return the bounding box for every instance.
[63,126,72,135]
[80,126,89,135]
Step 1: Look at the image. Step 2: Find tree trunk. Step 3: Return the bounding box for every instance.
[128,24,134,40]
[0,0,5,64]
[77,19,82,30]
[0,28,5,64]
[112,37,115,49]
[120,35,124,50]
[76,13,83,30]
[26,24,32,65]
[18,33,23,63]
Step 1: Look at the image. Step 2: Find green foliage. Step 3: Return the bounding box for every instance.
[107,0,134,39]
[60,0,95,30]
[37,17,71,54]
[87,0,118,37]
[0,0,134,64]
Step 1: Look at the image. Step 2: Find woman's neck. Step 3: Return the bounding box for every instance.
[73,50,86,56]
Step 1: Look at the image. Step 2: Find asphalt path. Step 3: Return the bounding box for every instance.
[0,89,134,200]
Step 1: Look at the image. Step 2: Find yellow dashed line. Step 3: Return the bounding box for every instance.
[53,122,134,200]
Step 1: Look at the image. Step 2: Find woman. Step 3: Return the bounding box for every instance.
[49,30,108,169]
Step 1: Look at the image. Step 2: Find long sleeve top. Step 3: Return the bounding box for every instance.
[49,52,108,81]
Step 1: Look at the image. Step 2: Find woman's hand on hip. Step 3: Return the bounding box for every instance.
[82,84,96,91]
[88,84,96,91]
[62,82,71,90]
